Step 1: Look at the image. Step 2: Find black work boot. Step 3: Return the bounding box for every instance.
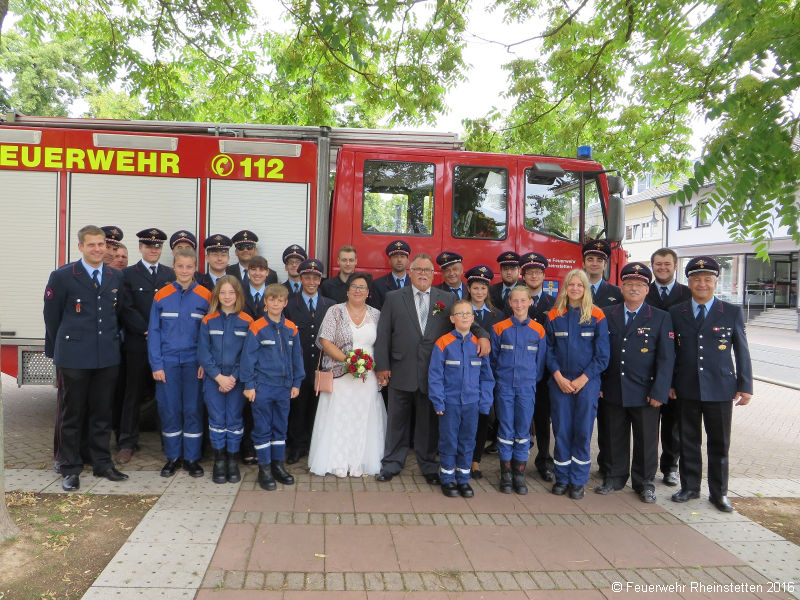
[499,461,513,494]
[212,449,227,484]
[258,464,277,491]
[511,459,528,495]
[271,461,295,485]
[226,452,241,483]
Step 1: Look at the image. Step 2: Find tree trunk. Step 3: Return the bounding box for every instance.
[0,320,21,539]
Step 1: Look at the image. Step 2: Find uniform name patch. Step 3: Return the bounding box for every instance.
[445,360,460,365]
[580,332,594,337]
[555,331,568,337]
[471,360,482,366]
[501,344,514,350]
[261,339,276,345]
[527,345,538,351]
[209,330,224,335]
[234,331,247,336]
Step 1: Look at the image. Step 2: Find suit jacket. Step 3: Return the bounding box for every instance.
[120,261,175,352]
[320,275,350,304]
[369,272,410,309]
[529,291,555,328]
[669,298,753,402]
[646,281,691,311]
[375,286,488,393]
[283,279,303,297]
[226,263,278,285]
[489,281,524,316]
[601,303,675,407]
[592,280,623,308]
[243,288,266,320]
[284,293,336,378]
[43,262,127,369]
[436,281,470,301]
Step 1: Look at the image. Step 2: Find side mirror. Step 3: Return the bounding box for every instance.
[607,175,625,195]
[607,194,625,242]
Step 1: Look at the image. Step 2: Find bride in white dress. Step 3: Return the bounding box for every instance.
[309,274,387,477]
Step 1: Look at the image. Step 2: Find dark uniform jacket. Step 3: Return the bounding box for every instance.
[436,281,470,301]
[120,261,175,353]
[669,298,753,402]
[283,279,303,297]
[284,293,337,379]
[601,303,675,407]
[226,263,278,285]
[197,272,226,292]
[646,281,691,311]
[592,280,623,308]
[320,275,350,304]
[43,262,127,369]
[528,291,555,328]
[489,281,524,316]
[243,287,267,320]
[473,305,504,331]
[369,272,410,309]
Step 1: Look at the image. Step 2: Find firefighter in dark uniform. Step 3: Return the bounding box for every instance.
[198,234,233,291]
[170,229,197,251]
[598,262,675,503]
[490,251,524,316]
[644,247,691,486]
[100,226,125,450]
[669,256,753,512]
[44,224,130,491]
[368,240,411,309]
[116,228,175,464]
[282,244,308,296]
[284,258,336,464]
[436,251,470,300]
[520,251,556,482]
[101,225,124,265]
[227,230,278,286]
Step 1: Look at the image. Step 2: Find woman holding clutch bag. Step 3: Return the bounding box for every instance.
[308,273,387,477]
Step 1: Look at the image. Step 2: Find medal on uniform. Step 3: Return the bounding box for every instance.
[75,300,81,313]
[718,344,727,350]
[641,348,648,353]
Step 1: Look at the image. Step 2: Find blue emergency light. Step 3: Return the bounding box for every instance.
[577,145,592,159]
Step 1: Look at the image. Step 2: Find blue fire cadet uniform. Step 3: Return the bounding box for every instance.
[198,234,232,291]
[489,251,524,316]
[490,312,547,495]
[546,303,610,499]
[239,312,305,490]
[598,263,675,503]
[368,240,411,309]
[435,251,470,300]
[148,280,211,476]
[669,256,753,512]
[428,329,494,498]
[281,244,308,296]
[198,308,253,483]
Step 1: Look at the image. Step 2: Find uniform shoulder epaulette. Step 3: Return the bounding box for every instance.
[526,319,546,337]
[547,307,564,321]
[193,285,212,302]
[492,318,513,336]
[284,318,299,335]
[237,312,254,324]
[202,311,219,324]
[250,317,268,335]
[435,332,456,351]
[154,284,176,302]
[591,306,606,321]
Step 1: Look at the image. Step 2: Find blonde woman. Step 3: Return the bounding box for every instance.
[544,269,610,500]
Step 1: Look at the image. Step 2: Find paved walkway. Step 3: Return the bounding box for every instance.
[3,366,800,598]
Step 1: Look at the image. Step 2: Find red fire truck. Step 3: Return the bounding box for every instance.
[0,114,625,384]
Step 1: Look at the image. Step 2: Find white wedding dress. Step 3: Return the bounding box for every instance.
[308,314,387,477]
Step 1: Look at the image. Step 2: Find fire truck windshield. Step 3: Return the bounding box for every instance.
[524,170,603,243]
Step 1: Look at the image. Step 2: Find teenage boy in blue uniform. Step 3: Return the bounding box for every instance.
[148,248,212,478]
[491,286,547,495]
[240,284,305,491]
[428,299,495,498]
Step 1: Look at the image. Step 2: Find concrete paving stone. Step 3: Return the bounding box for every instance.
[209,523,255,570]
[520,493,583,515]
[232,489,295,512]
[243,571,264,589]
[577,524,679,569]
[410,492,474,514]
[477,572,501,591]
[690,520,784,543]
[129,508,229,544]
[513,571,537,590]
[82,587,197,599]
[417,513,434,525]
[528,591,606,600]
[248,524,325,571]
[660,499,751,524]
[726,541,800,585]
[196,590,285,599]
[308,512,324,524]
[532,572,557,590]
[305,572,324,591]
[639,524,745,567]
[387,513,404,524]
[325,525,399,572]
[548,515,569,526]
[447,513,466,525]
[391,525,472,572]
[519,525,612,571]
[41,474,102,494]
[201,567,224,588]
[403,572,425,591]
[324,513,341,524]
[326,572,345,591]
[733,566,773,585]
[383,572,404,591]
[162,473,242,495]
[728,477,800,498]
[277,511,293,524]
[264,572,286,590]
[364,572,384,591]
[491,513,511,525]
[616,568,647,586]
[548,572,577,590]
[224,570,245,589]
[598,570,624,588]
[294,490,354,513]
[401,512,418,525]
[583,570,610,589]
[355,513,371,525]
[495,572,520,590]
[371,513,388,525]
[352,491,414,513]
[460,572,483,591]
[295,512,310,524]
[154,492,235,511]
[93,541,217,588]
[285,572,306,590]
[421,572,446,591]
[566,571,594,589]
[340,512,357,525]
[91,470,173,495]
[4,467,62,491]
[454,525,543,572]
[467,491,530,514]
[432,513,449,525]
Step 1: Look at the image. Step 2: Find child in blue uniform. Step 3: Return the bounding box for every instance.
[148,248,211,478]
[198,275,253,484]
[490,286,547,494]
[546,268,610,500]
[239,284,305,491]
[428,299,495,498]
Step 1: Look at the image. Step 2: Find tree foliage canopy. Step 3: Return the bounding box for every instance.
[1,0,798,253]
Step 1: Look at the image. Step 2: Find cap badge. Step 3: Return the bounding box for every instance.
[697,259,706,268]
[111,228,119,235]
[214,235,222,241]
[479,267,486,273]
[149,229,158,236]
[633,264,642,271]
[395,242,403,248]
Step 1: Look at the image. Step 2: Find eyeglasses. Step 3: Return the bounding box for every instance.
[410,267,434,274]
[237,243,256,250]
[452,312,473,318]
[349,285,369,291]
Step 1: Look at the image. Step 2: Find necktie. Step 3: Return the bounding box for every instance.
[150,265,157,277]
[532,294,539,308]
[416,291,428,331]
[451,287,461,299]
[626,310,636,326]
[660,286,668,302]
[591,285,598,301]
[396,277,403,289]
[242,270,249,288]
[294,282,300,293]
[92,269,100,288]
[308,297,315,317]
[253,292,261,306]
[502,288,510,303]
[696,303,706,325]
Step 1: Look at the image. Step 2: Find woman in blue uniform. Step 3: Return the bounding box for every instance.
[198,276,253,484]
[545,269,610,499]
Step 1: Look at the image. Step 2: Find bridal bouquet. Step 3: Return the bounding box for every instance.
[344,349,374,382]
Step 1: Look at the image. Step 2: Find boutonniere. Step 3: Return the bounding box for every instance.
[432,301,446,316]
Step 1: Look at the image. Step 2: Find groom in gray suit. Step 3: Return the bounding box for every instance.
[375,254,490,483]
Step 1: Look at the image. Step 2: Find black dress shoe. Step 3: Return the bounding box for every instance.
[286,448,306,465]
[258,464,276,491]
[470,468,483,480]
[458,483,474,498]
[441,482,460,497]
[271,461,295,485]
[594,482,616,495]
[538,468,555,482]
[241,455,258,465]
[640,489,657,504]
[484,442,498,454]
[424,473,441,485]
[375,472,394,482]
[160,458,182,478]
[568,484,585,500]
[62,474,80,491]
[184,460,204,478]
[551,482,568,496]
[671,489,700,503]
[94,467,129,482]
[663,471,679,486]
[710,495,733,512]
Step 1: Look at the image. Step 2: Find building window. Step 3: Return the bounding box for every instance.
[696,200,712,227]
[678,205,692,229]
[362,160,434,236]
